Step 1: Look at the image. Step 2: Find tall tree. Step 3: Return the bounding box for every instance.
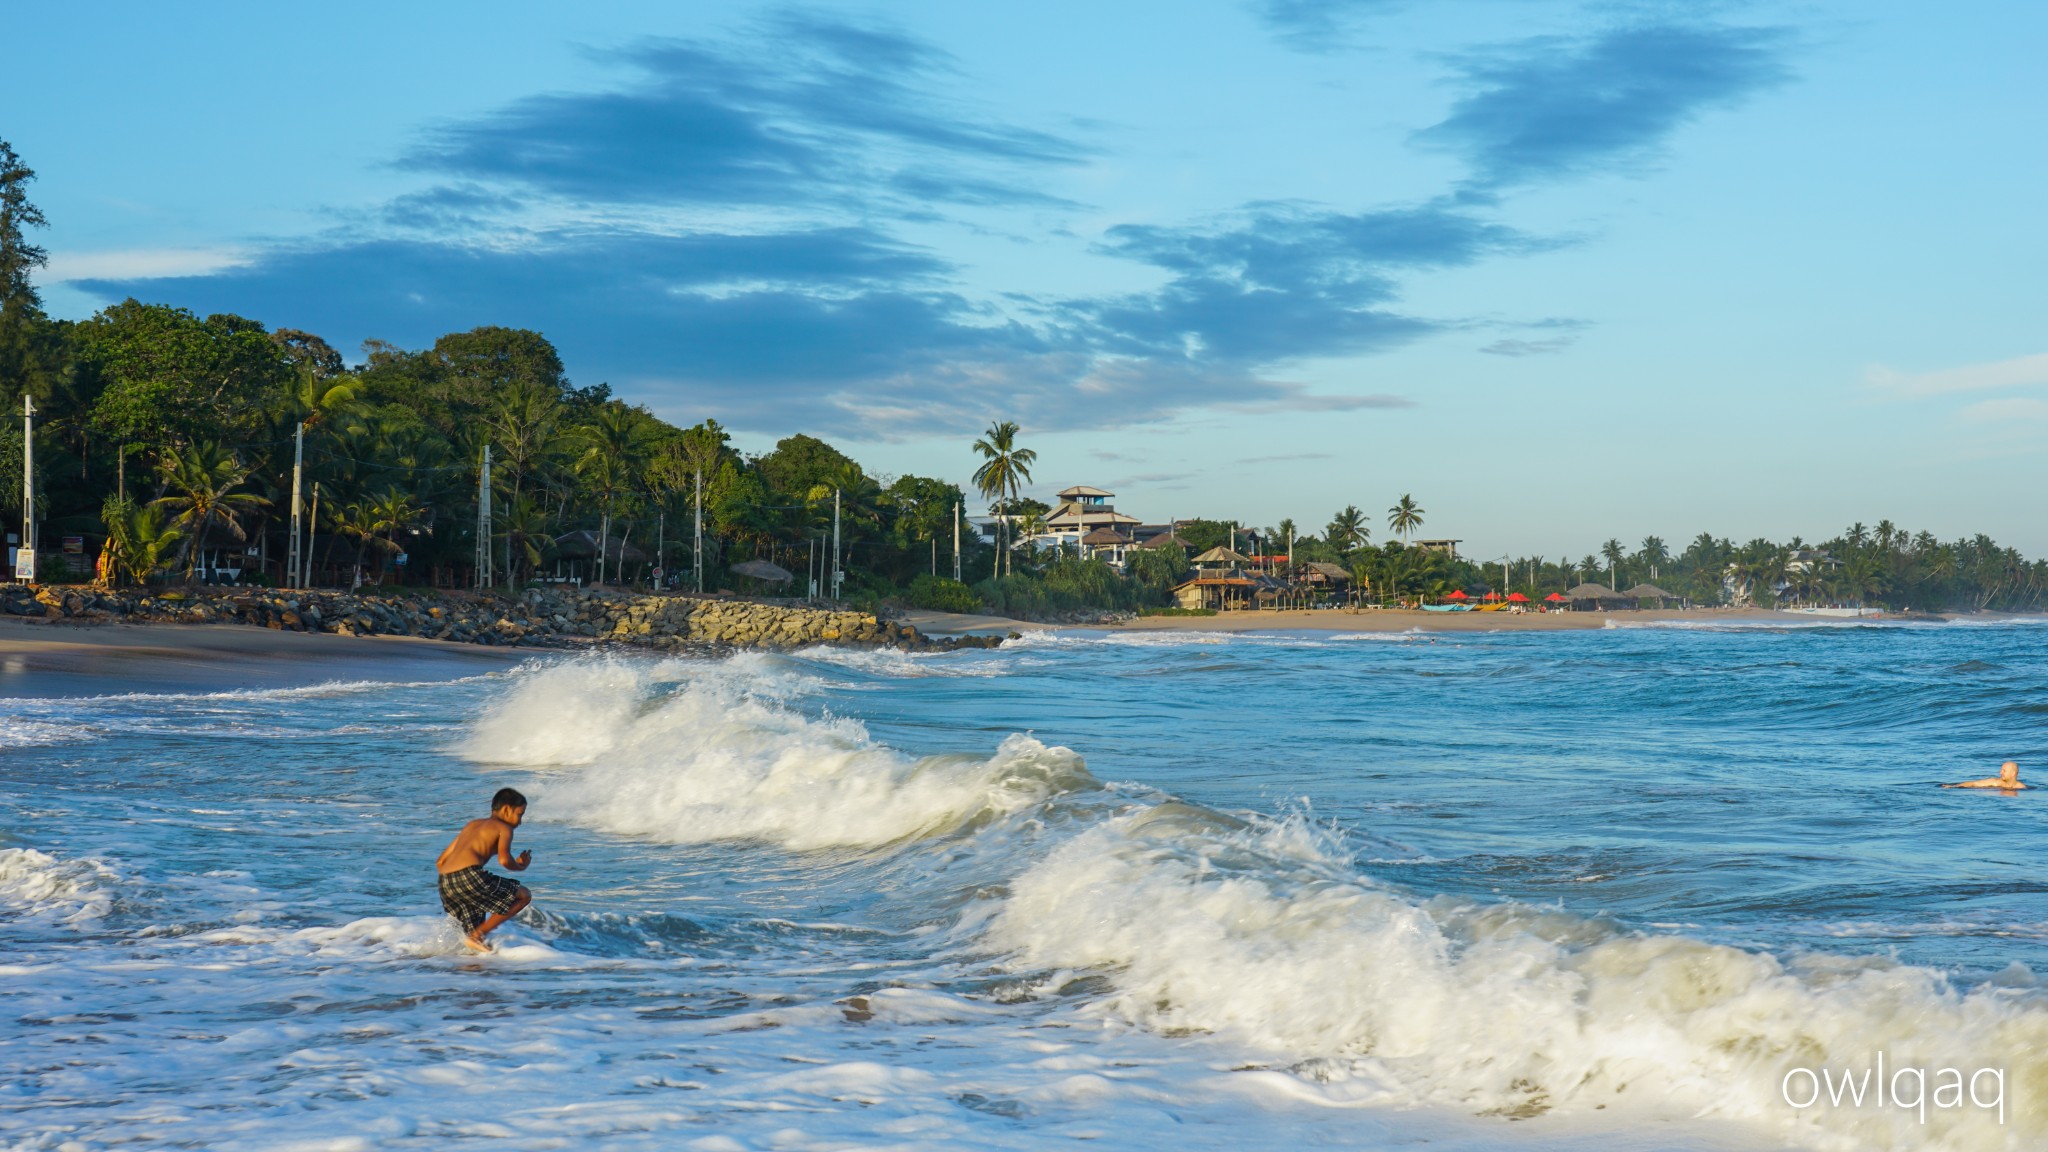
[1387,494,1424,545]
[84,302,290,447]
[0,138,50,402]
[970,420,1035,578]
[573,402,652,585]
[1325,505,1366,551]
[1601,538,1626,586]
[151,442,270,581]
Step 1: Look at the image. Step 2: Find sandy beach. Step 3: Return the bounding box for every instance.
[0,616,528,696]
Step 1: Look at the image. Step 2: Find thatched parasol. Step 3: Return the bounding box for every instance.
[1566,582,1626,600]
[730,559,794,583]
[1191,546,1251,565]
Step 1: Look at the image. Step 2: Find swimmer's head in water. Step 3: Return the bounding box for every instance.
[2001,761,2021,782]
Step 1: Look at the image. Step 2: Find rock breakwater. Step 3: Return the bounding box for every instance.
[1,584,1010,652]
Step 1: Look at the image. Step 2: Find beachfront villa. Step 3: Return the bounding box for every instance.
[1413,538,1462,558]
[1036,486,1142,552]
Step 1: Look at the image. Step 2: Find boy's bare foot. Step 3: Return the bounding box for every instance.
[461,935,494,955]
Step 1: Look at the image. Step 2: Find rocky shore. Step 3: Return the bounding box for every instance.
[1,584,1012,652]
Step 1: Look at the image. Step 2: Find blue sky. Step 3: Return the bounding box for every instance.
[13,1,2048,555]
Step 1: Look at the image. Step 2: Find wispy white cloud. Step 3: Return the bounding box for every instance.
[45,247,248,282]
[1865,351,2048,397]
[1959,397,2048,425]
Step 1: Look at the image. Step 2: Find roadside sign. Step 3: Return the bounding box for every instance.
[62,536,85,555]
[14,548,34,582]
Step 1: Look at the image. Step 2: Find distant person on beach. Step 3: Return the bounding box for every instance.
[436,787,533,953]
[1943,761,2026,790]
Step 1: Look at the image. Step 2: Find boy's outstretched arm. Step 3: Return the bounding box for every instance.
[496,824,531,871]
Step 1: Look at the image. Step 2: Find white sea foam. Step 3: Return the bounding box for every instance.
[0,717,81,747]
[461,656,1094,850]
[979,809,2048,1151]
[794,644,1013,677]
[0,847,118,924]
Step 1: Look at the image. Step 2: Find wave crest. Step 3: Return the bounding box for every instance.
[462,656,1095,850]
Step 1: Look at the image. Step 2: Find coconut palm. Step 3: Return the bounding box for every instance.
[970,420,1036,577]
[367,486,429,584]
[98,497,183,587]
[1387,494,1424,545]
[330,500,391,589]
[1325,505,1367,551]
[573,405,651,585]
[1601,539,1625,587]
[151,442,271,582]
[1638,535,1667,579]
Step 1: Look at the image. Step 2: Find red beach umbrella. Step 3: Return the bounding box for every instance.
[1544,592,1567,602]
[1482,591,1502,601]
[1446,589,1469,600]
[1506,592,1530,602]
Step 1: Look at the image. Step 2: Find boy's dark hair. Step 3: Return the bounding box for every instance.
[491,787,528,812]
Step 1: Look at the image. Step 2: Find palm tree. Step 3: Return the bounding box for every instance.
[98,497,183,588]
[1638,535,1667,579]
[574,406,650,586]
[498,491,553,584]
[970,420,1036,578]
[1387,494,1424,545]
[331,500,392,589]
[1601,539,1625,587]
[1325,505,1367,551]
[367,486,428,584]
[152,442,271,583]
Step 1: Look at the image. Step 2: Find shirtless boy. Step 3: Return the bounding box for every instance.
[1943,761,2026,790]
[436,787,533,952]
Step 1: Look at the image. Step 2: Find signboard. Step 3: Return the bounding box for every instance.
[394,552,409,567]
[13,548,33,583]
[62,536,85,555]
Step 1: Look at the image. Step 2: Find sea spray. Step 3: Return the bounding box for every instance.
[461,655,1097,850]
[979,809,2048,1150]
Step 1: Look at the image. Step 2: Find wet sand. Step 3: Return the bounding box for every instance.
[0,617,530,697]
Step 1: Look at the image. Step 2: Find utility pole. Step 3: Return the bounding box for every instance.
[655,511,665,590]
[307,484,321,587]
[287,422,305,589]
[693,469,703,594]
[20,393,35,565]
[475,445,493,589]
[832,488,841,600]
[952,500,961,582]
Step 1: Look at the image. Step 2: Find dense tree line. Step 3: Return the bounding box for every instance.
[4,138,2042,615]
[2,143,987,598]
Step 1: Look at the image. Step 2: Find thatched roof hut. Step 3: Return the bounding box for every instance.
[1623,582,1677,600]
[1191,546,1251,566]
[553,530,649,564]
[1566,582,1627,601]
[731,559,794,583]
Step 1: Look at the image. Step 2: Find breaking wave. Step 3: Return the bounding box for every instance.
[453,651,2048,1150]
[461,656,1095,850]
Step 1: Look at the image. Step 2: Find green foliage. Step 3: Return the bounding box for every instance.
[976,556,1136,620]
[1175,519,1233,554]
[100,496,182,586]
[83,301,290,446]
[1124,543,1188,605]
[758,433,855,499]
[907,573,981,613]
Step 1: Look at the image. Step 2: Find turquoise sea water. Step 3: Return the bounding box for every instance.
[3,620,2045,1150]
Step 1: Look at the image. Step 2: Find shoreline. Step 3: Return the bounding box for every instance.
[902,605,1988,635]
[0,616,532,697]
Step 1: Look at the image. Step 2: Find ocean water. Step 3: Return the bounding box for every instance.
[4,620,2047,1151]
